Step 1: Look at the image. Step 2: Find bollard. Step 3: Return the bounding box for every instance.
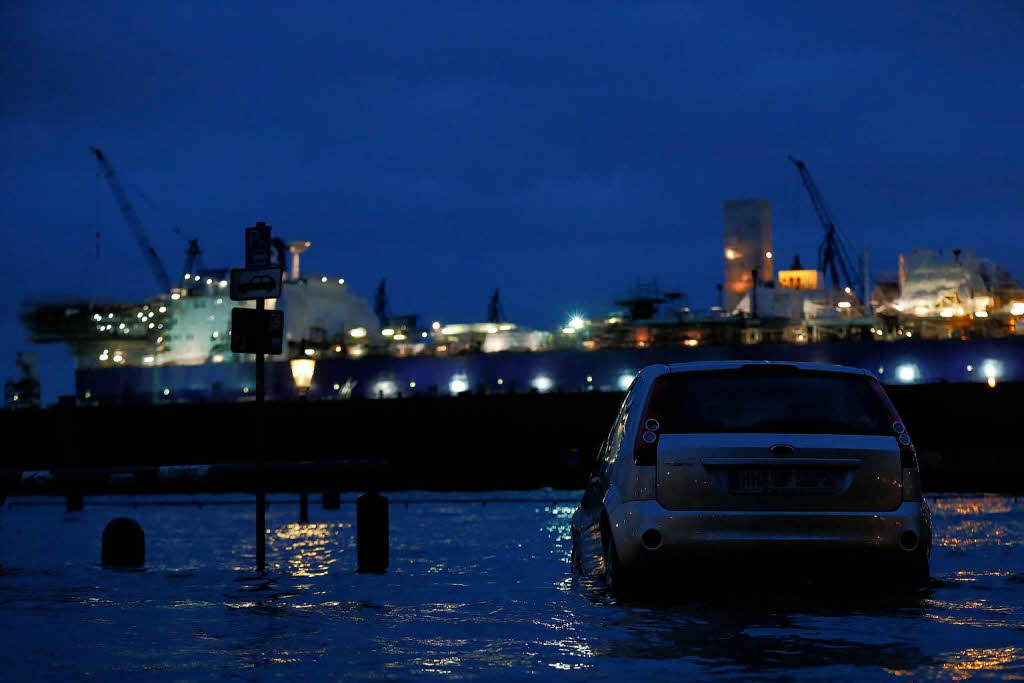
[299,492,309,523]
[66,493,84,512]
[102,518,145,568]
[356,492,389,573]
[322,491,341,510]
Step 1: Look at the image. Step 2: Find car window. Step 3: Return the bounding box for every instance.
[602,378,637,468]
[648,370,893,435]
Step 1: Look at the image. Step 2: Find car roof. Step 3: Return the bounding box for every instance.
[663,360,870,377]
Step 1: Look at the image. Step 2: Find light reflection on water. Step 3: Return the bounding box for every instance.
[0,493,1022,679]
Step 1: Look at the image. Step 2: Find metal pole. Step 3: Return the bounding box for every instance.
[256,297,266,574]
[299,492,309,524]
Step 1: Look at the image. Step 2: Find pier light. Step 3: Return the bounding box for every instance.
[617,373,634,391]
[382,328,395,337]
[896,364,919,383]
[449,375,469,394]
[349,327,367,338]
[290,358,316,394]
[531,376,553,393]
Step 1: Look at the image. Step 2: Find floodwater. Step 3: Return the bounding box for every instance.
[1,492,1022,680]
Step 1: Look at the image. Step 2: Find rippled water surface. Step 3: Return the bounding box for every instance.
[1,493,1023,680]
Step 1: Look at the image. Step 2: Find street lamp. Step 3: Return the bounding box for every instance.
[290,358,315,397]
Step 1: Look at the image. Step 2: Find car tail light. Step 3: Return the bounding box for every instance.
[871,381,922,502]
[634,377,668,466]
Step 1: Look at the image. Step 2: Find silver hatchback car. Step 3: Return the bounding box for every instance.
[570,361,931,593]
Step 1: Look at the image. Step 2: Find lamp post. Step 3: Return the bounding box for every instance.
[290,358,315,398]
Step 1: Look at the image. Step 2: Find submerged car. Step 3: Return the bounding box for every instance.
[570,361,931,593]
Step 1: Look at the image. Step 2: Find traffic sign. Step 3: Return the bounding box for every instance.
[230,308,283,354]
[245,222,272,268]
[230,267,282,301]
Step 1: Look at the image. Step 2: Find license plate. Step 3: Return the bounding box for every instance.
[729,468,835,494]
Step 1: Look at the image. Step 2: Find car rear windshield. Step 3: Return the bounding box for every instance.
[648,368,894,435]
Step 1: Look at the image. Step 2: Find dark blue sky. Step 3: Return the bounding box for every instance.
[2,1,1022,400]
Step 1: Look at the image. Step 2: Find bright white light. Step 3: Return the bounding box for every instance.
[216,298,223,304]
[966,364,974,372]
[321,276,328,283]
[409,381,416,388]
[373,379,397,397]
[499,324,513,331]
[184,273,191,280]
[98,353,108,361]
[724,248,738,260]
[896,364,918,383]
[333,383,340,391]
[112,354,123,363]
[219,280,227,288]
[163,388,170,396]
[531,375,553,392]
[338,278,345,285]
[206,278,213,285]
[980,359,1001,381]
[877,366,885,374]
[876,329,883,336]
[243,386,250,393]
[940,309,954,318]
[349,327,367,338]
[987,376,997,388]
[393,333,407,341]
[118,323,125,329]
[765,251,773,259]
[156,336,163,343]
[844,287,852,294]
[421,331,428,338]
[432,321,441,330]
[497,378,504,385]
[304,348,315,356]
[975,310,989,318]
[562,327,576,335]
[171,293,180,300]
[586,375,593,383]
[906,331,913,338]
[212,331,219,338]
[569,316,585,329]
[837,301,852,309]
[212,354,224,363]
[158,306,166,313]
[684,339,698,347]
[441,326,456,335]
[487,326,498,334]
[382,328,395,337]
[334,346,342,352]
[1010,302,1024,316]
[148,323,155,329]
[93,314,102,321]
[617,373,634,391]
[108,313,114,318]
[449,375,469,394]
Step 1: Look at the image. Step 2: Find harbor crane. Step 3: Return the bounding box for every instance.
[91,147,173,293]
[787,155,860,301]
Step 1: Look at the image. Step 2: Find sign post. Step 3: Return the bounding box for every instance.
[233,221,283,574]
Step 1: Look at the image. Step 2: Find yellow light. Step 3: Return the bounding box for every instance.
[349,327,367,338]
[243,386,250,393]
[837,301,852,309]
[765,251,773,259]
[497,378,504,385]
[393,333,407,340]
[212,354,224,363]
[499,324,513,331]
[724,248,738,260]
[586,375,593,383]
[684,339,698,347]
[562,327,576,334]
[987,376,997,388]
[112,354,123,362]
[142,355,154,364]
[940,309,954,318]
[290,358,316,390]
[333,383,340,390]
[334,345,342,352]
[1010,302,1024,316]
[975,310,988,318]
[382,328,395,337]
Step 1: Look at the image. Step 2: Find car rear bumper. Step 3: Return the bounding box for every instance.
[608,499,931,570]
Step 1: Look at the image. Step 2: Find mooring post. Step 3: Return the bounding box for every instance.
[65,492,84,512]
[356,491,389,573]
[102,518,145,568]
[255,297,266,574]
[299,491,309,523]
[322,491,340,510]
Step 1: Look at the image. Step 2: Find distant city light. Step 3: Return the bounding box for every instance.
[171,293,180,300]
[497,378,504,385]
[206,278,213,285]
[906,331,913,338]
[333,383,340,391]
[562,327,576,335]
[617,373,634,391]
[877,366,885,374]
[487,326,498,334]
[586,375,593,383]
[939,309,954,318]
[531,375,553,393]
[321,276,328,283]
[876,329,883,336]
[184,273,191,279]
[684,339,698,346]
[349,327,367,338]
[765,251,773,259]
[93,314,102,321]
[987,376,998,388]
[441,326,456,335]
[219,280,227,288]
[394,333,407,341]
[421,331,429,338]
[499,324,513,331]
[569,315,585,329]
[449,375,469,394]
[304,348,315,356]
[966,365,974,372]
[980,359,1002,382]
[108,313,114,318]
[409,381,416,388]
[975,310,989,318]
[382,328,395,337]
[338,278,345,285]
[158,306,166,313]
[432,321,441,330]
[163,388,170,396]
[1011,302,1024,316]
[896,364,919,383]
[112,354,123,363]
[837,301,852,309]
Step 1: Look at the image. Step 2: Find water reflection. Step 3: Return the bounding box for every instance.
[269,522,350,578]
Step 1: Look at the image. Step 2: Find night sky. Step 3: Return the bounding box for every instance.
[2,1,1022,401]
